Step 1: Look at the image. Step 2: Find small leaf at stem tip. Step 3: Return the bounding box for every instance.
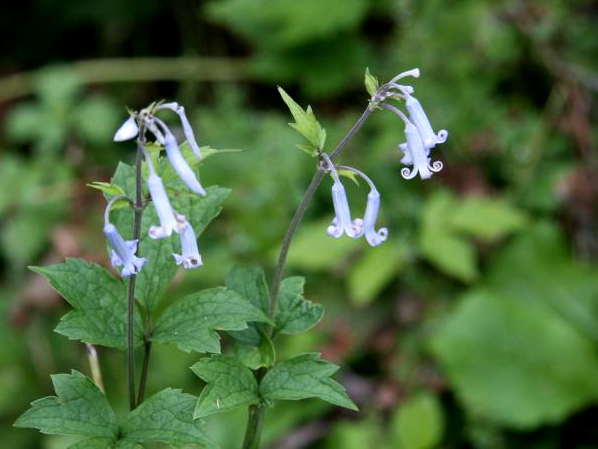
[277,86,326,155]
[337,169,360,186]
[86,181,126,197]
[364,67,379,97]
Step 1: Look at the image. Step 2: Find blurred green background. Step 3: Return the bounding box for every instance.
[1,0,598,447]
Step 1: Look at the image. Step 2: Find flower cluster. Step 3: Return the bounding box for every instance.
[323,68,448,246]
[104,102,205,277]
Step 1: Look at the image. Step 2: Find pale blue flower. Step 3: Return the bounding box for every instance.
[157,102,202,159]
[324,156,363,239]
[103,223,146,277]
[113,116,139,142]
[403,93,448,150]
[173,221,203,269]
[146,172,186,239]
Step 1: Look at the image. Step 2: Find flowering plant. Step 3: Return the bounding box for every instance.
[15,68,447,448]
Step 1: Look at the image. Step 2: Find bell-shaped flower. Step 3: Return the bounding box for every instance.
[399,121,443,180]
[325,157,363,239]
[172,221,203,269]
[113,116,139,142]
[146,172,186,239]
[103,223,146,277]
[157,102,202,159]
[163,132,206,196]
[362,189,388,247]
[403,93,448,150]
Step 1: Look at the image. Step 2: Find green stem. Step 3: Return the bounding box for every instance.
[241,404,266,449]
[136,313,153,405]
[243,105,373,449]
[126,146,144,410]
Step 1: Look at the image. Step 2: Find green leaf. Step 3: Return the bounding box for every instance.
[274,277,323,335]
[121,388,215,448]
[364,68,379,97]
[260,353,357,410]
[225,266,269,313]
[390,393,444,449]
[191,355,260,418]
[68,437,123,449]
[430,289,598,429]
[136,186,230,312]
[418,191,477,283]
[347,243,406,307]
[152,287,272,353]
[231,329,276,370]
[86,181,126,198]
[277,87,326,155]
[449,197,527,240]
[30,259,142,349]
[15,371,118,439]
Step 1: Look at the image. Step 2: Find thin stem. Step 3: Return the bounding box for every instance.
[242,404,266,449]
[126,145,144,410]
[136,340,152,404]
[243,106,373,449]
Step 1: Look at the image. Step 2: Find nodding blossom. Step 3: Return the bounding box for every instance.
[338,165,388,247]
[103,199,146,277]
[323,155,363,239]
[156,102,202,159]
[173,221,203,269]
[151,117,206,196]
[113,116,139,142]
[382,103,443,180]
[402,92,448,150]
[146,170,186,239]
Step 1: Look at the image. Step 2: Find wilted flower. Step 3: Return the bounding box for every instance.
[103,223,146,277]
[173,221,203,269]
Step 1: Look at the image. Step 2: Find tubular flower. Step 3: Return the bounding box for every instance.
[113,116,139,142]
[103,223,146,277]
[146,172,186,239]
[173,221,203,269]
[403,93,448,150]
[324,156,363,239]
[157,102,202,159]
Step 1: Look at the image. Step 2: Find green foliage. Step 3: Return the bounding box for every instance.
[121,388,214,448]
[273,276,323,335]
[260,353,357,410]
[30,259,143,350]
[364,68,379,98]
[277,87,326,155]
[192,355,260,418]
[152,287,272,353]
[15,371,118,439]
[390,393,444,449]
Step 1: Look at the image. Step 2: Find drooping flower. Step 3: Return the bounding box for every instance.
[151,117,206,196]
[382,104,443,180]
[337,165,388,247]
[323,155,363,239]
[103,223,146,277]
[113,116,139,142]
[146,172,186,239]
[403,92,448,150]
[157,102,202,159]
[173,221,203,269]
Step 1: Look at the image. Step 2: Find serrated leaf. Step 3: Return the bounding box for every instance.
[364,68,379,97]
[260,353,357,410]
[87,182,126,197]
[152,287,272,353]
[430,289,598,429]
[225,266,269,313]
[121,388,215,448]
[15,371,118,439]
[231,329,276,369]
[274,277,323,335]
[277,87,326,155]
[191,355,260,418]
[136,186,230,312]
[30,259,143,349]
[68,437,124,449]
